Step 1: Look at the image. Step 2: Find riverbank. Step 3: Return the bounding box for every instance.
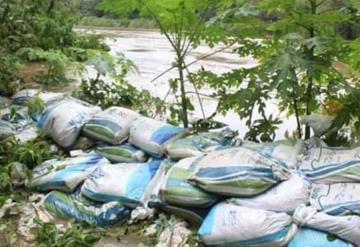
[78,16,157,30]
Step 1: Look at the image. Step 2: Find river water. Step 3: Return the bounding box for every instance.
[78,27,297,139]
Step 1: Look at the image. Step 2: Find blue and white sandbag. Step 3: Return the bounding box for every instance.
[300,147,360,183]
[81,159,163,207]
[164,128,241,160]
[293,205,360,246]
[129,116,185,157]
[288,228,352,247]
[11,89,39,105]
[160,156,218,208]
[30,155,109,192]
[198,202,298,246]
[37,99,100,148]
[44,190,130,227]
[0,120,15,140]
[189,147,290,197]
[95,143,147,163]
[310,183,360,216]
[229,174,310,213]
[12,89,64,106]
[242,139,304,169]
[83,107,139,145]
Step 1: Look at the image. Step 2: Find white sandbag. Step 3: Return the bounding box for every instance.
[95,143,147,163]
[300,147,360,183]
[198,202,298,246]
[164,128,241,160]
[12,89,39,105]
[0,120,15,140]
[44,190,130,227]
[293,205,360,246]
[242,139,305,169]
[30,155,109,192]
[288,228,352,247]
[12,89,64,106]
[310,183,360,216]
[160,157,218,208]
[81,159,163,208]
[229,174,310,213]
[0,96,11,109]
[83,106,139,144]
[37,99,100,148]
[189,147,290,197]
[15,125,38,143]
[129,117,185,157]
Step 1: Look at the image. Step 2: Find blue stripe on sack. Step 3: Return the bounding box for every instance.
[82,187,139,206]
[150,125,184,145]
[52,156,104,182]
[166,178,195,189]
[147,159,162,178]
[86,118,122,133]
[323,201,360,215]
[34,180,67,191]
[198,205,217,237]
[303,160,360,178]
[195,166,273,179]
[215,227,290,247]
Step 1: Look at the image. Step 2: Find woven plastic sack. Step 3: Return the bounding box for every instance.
[37,99,100,148]
[300,147,360,183]
[288,228,352,247]
[83,106,139,145]
[12,89,64,106]
[44,190,130,227]
[198,202,298,246]
[293,205,360,246]
[242,139,304,169]
[160,156,218,208]
[164,129,241,160]
[189,147,290,197]
[0,120,15,140]
[148,196,209,227]
[310,183,360,216]
[229,174,310,213]
[30,155,109,192]
[129,116,185,157]
[81,159,163,208]
[95,143,147,163]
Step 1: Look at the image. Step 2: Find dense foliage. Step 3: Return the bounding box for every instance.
[0,0,108,91]
[192,0,360,143]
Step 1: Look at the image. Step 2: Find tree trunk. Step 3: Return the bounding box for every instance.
[305,0,317,139]
[177,56,188,128]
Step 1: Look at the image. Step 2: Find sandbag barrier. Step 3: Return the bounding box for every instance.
[1,89,360,246]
